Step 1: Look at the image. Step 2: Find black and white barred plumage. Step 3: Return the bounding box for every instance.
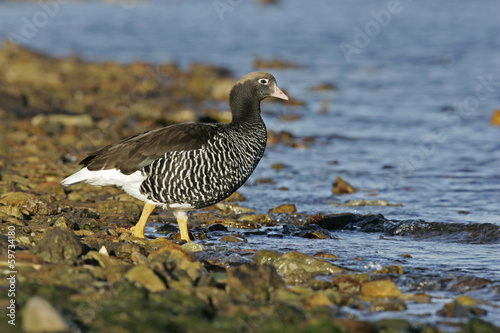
[140,123,267,209]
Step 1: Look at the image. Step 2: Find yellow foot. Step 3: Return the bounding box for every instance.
[131,202,156,238]
[173,210,190,242]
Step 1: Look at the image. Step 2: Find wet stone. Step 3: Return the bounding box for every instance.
[331,176,355,195]
[219,235,246,243]
[361,279,402,298]
[269,203,297,214]
[369,298,406,312]
[207,223,228,232]
[437,297,487,318]
[280,261,313,285]
[34,227,83,263]
[314,252,338,259]
[226,264,284,302]
[332,274,366,294]
[283,224,331,239]
[261,251,344,277]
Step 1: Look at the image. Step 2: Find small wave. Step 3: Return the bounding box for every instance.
[312,213,500,244]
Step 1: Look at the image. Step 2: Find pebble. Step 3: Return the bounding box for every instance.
[22,296,69,333]
[269,203,297,214]
[490,109,500,125]
[331,176,355,195]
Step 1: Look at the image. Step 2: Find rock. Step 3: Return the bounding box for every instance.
[81,219,102,233]
[238,213,273,225]
[490,109,500,126]
[437,296,487,318]
[311,213,388,231]
[332,176,355,195]
[148,242,206,285]
[314,252,338,259]
[280,261,313,285]
[265,251,344,276]
[52,216,69,229]
[271,163,287,170]
[226,264,284,301]
[283,224,331,239]
[304,293,334,309]
[0,204,24,219]
[97,200,140,215]
[255,177,276,184]
[361,279,402,298]
[253,249,282,265]
[180,242,203,254]
[22,296,69,332]
[332,274,367,294]
[269,203,297,214]
[34,227,83,263]
[125,265,167,292]
[207,223,229,232]
[369,299,406,312]
[372,265,404,275]
[220,235,246,243]
[214,202,255,214]
[0,191,57,215]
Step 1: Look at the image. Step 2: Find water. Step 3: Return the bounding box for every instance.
[1,0,499,327]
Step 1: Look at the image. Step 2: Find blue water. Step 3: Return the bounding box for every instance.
[1,0,499,327]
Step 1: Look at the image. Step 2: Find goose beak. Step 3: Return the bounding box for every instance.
[271,85,289,100]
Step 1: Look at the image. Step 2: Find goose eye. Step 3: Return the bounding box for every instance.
[259,78,269,85]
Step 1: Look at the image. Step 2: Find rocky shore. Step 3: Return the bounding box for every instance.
[0,43,499,332]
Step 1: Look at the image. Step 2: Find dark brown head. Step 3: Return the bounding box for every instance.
[229,72,288,122]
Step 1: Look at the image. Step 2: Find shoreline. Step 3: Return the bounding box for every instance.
[0,43,499,332]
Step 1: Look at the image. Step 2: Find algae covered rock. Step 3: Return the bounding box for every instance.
[254,250,344,284]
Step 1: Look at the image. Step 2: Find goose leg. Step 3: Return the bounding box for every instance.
[173,210,190,241]
[131,202,156,238]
